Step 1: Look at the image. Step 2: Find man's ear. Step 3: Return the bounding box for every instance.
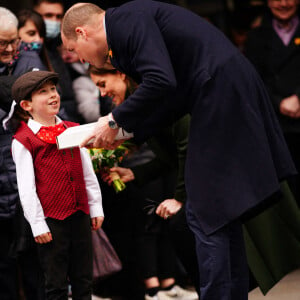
[75,26,87,40]
[20,100,32,112]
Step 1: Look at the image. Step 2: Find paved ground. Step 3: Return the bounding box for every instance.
[249,268,300,300]
[68,268,300,299]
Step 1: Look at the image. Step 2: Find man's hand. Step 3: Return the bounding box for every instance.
[80,115,119,149]
[35,232,53,244]
[156,199,183,219]
[91,216,104,231]
[280,95,300,118]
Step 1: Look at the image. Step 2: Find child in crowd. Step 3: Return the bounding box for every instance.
[9,70,104,299]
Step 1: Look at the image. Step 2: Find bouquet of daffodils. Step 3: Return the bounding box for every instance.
[89,143,132,193]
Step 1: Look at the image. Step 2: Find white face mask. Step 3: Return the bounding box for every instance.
[44,19,61,39]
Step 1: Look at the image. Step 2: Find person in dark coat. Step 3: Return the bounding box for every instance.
[0,7,46,299]
[0,97,19,300]
[89,64,199,298]
[61,2,297,299]
[244,0,300,206]
[0,80,46,300]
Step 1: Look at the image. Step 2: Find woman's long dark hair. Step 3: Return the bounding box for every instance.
[17,9,53,71]
[88,65,138,97]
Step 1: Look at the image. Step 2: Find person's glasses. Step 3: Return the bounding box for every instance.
[0,38,20,50]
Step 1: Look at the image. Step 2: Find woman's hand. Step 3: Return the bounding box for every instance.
[156,199,183,219]
[35,232,53,244]
[91,216,104,231]
[102,166,135,184]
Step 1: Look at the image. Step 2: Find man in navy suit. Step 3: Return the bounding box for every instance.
[61,2,296,299]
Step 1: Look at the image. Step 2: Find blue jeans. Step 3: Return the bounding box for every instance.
[186,202,249,300]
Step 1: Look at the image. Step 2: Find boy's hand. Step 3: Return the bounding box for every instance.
[91,216,104,231]
[35,232,52,244]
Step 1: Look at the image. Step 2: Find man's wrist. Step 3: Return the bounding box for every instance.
[108,113,119,129]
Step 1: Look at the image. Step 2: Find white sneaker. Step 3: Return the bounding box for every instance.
[145,294,159,300]
[91,295,112,300]
[157,285,199,300]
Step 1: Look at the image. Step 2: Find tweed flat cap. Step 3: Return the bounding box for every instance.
[12,70,59,103]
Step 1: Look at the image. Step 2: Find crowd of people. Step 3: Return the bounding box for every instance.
[0,1,198,299]
[1,0,300,300]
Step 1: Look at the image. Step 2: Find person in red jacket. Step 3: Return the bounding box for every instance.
[9,70,104,300]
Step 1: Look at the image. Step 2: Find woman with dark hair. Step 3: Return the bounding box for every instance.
[17,9,52,71]
[89,64,199,300]
[89,64,137,107]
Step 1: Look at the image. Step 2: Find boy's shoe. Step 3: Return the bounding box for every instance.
[145,294,159,300]
[157,285,199,300]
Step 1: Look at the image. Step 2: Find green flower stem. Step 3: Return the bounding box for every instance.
[113,179,126,193]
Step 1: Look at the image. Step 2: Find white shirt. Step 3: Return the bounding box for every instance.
[103,12,107,37]
[12,118,104,237]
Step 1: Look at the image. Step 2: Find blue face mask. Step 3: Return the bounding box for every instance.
[44,19,61,39]
[19,41,43,54]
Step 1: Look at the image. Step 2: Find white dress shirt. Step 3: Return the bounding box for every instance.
[12,118,104,237]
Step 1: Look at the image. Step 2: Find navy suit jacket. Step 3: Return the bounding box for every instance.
[105,0,296,234]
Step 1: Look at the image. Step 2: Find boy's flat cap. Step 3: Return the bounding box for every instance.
[12,70,59,103]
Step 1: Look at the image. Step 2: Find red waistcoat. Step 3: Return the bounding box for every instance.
[14,121,89,220]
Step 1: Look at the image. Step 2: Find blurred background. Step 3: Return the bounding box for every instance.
[2,0,267,45]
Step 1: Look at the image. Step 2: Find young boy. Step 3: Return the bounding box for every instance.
[10,70,104,299]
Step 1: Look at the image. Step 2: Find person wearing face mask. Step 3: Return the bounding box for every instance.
[43,16,61,40]
[33,0,83,123]
[33,0,63,40]
[17,9,53,72]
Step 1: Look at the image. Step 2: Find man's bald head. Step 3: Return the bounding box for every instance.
[62,3,104,40]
